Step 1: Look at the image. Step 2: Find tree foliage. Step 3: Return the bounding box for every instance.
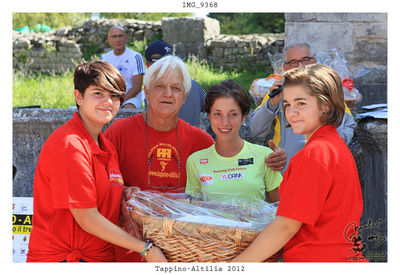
[13,13,91,30]
[12,12,284,35]
[208,13,284,34]
[99,13,193,21]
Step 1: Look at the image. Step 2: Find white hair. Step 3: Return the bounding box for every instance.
[143,55,191,95]
[283,42,313,61]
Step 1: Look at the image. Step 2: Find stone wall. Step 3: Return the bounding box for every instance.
[13,35,83,73]
[285,13,387,106]
[63,19,162,55]
[161,16,284,71]
[13,14,387,97]
[206,34,284,71]
[12,108,388,261]
[12,17,283,74]
[12,19,162,74]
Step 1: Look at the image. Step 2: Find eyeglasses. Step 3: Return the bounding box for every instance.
[109,34,125,40]
[285,56,315,68]
[147,151,181,190]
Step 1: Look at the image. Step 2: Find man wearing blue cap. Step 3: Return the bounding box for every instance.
[144,40,206,127]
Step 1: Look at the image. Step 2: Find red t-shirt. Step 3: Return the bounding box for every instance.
[104,113,214,261]
[27,113,124,262]
[276,125,367,262]
[105,113,214,192]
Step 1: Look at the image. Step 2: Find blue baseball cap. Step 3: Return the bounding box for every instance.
[145,40,173,62]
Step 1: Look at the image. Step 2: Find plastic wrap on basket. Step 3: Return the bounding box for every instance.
[123,188,280,262]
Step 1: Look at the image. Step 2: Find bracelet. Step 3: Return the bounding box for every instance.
[140,240,153,257]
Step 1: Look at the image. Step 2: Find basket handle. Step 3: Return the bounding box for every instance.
[162,218,174,237]
[234,228,243,247]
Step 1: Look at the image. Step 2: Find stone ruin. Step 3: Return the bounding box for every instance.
[13,17,284,75]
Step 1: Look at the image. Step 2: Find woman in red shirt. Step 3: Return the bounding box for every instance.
[232,64,367,262]
[27,61,166,262]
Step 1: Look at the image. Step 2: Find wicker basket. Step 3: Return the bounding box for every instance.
[125,191,280,262]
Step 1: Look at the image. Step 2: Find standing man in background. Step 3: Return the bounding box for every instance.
[101,25,145,109]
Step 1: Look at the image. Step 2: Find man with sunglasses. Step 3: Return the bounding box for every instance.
[101,26,145,109]
[250,42,356,172]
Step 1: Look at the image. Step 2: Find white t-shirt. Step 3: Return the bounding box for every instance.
[101,47,145,108]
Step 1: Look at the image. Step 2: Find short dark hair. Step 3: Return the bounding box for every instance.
[73,61,126,107]
[204,80,250,117]
[283,64,345,128]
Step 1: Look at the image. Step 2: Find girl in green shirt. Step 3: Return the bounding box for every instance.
[185,80,282,204]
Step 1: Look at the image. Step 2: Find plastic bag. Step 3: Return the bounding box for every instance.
[249,74,282,106]
[268,52,285,76]
[342,77,362,110]
[123,188,279,262]
[316,48,370,110]
[248,52,285,107]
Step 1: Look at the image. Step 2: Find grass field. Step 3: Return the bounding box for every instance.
[12,58,270,109]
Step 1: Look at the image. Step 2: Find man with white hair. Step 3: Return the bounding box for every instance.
[105,55,215,261]
[101,25,145,109]
[105,55,215,193]
[250,42,356,172]
[144,40,207,127]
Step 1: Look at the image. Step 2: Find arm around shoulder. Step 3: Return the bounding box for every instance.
[250,100,280,138]
[336,112,356,144]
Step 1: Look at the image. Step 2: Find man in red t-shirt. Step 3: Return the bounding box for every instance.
[105,55,215,261]
[105,55,215,193]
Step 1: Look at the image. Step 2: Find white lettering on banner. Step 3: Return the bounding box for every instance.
[220,172,244,181]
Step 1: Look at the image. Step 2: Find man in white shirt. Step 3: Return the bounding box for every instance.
[101,26,145,109]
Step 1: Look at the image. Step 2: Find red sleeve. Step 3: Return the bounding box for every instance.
[47,137,97,209]
[192,127,215,152]
[104,121,122,154]
[277,154,333,226]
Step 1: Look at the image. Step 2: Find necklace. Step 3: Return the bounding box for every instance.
[144,113,181,189]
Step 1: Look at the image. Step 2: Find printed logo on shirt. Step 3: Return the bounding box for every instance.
[109,169,124,187]
[157,148,172,160]
[148,143,180,180]
[200,159,208,165]
[199,174,213,185]
[238,158,254,166]
[220,172,244,181]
